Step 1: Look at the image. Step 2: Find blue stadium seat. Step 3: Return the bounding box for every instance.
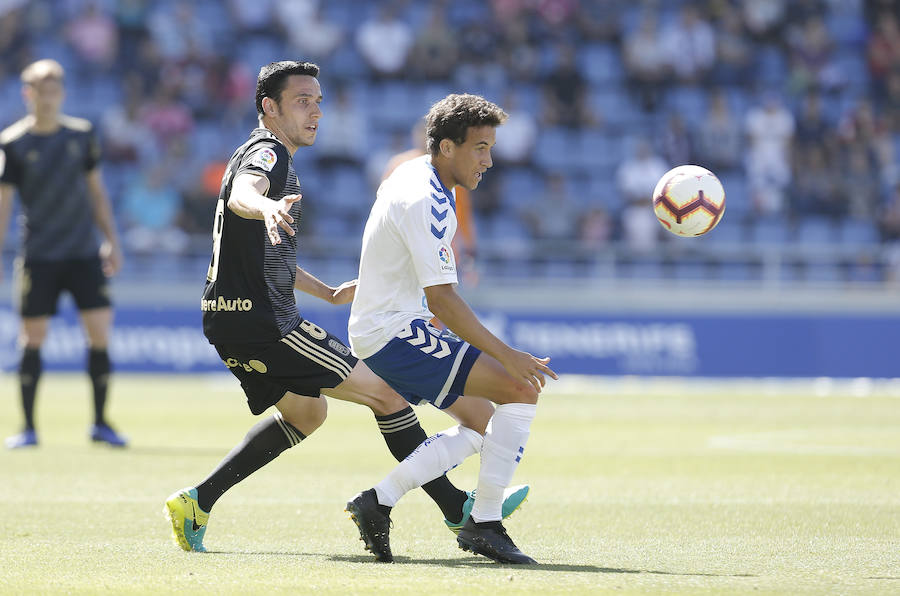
[534,127,577,172]
[579,43,624,86]
[747,217,790,245]
[755,45,788,83]
[666,86,708,127]
[578,131,621,172]
[795,217,836,245]
[838,218,879,246]
[328,167,370,212]
[705,219,744,245]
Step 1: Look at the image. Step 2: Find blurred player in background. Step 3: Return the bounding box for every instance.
[164,61,527,554]
[0,59,126,449]
[346,94,557,564]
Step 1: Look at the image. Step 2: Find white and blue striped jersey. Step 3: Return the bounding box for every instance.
[349,155,458,358]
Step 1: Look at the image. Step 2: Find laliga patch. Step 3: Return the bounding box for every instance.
[251,147,278,172]
[438,245,455,273]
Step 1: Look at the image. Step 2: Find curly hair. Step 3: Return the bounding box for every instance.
[255,60,319,115]
[425,94,508,155]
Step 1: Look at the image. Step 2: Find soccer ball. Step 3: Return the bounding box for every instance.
[652,165,726,237]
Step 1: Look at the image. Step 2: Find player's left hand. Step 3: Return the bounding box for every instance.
[99,240,123,277]
[329,279,358,305]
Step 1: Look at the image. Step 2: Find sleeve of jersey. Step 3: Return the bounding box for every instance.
[236,142,289,198]
[0,143,17,185]
[399,196,458,289]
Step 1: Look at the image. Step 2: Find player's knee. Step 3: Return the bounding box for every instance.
[367,387,408,417]
[279,396,327,436]
[506,382,539,405]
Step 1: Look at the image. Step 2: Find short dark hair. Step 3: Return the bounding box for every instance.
[255,61,319,115]
[425,94,508,155]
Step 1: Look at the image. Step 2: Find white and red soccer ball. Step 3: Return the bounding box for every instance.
[652,165,726,237]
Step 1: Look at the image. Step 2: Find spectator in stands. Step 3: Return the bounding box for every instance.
[713,9,754,85]
[493,90,538,169]
[101,80,154,164]
[843,145,882,219]
[579,207,613,252]
[878,183,900,283]
[455,17,506,92]
[792,145,843,217]
[276,0,344,61]
[794,93,832,155]
[497,14,540,83]
[227,0,275,38]
[356,2,414,80]
[409,1,458,81]
[660,5,717,83]
[314,83,366,169]
[622,7,667,111]
[745,92,795,215]
[147,1,212,61]
[120,164,188,257]
[866,11,900,100]
[616,137,669,205]
[179,159,226,237]
[520,173,582,253]
[541,44,594,128]
[740,0,787,43]
[660,111,693,167]
[66,1,118,73]
[787,15,842,94]
[695,90,742,173]
[575,0,624,43]
[0,4,31,79]
[616,138,667,253]
[141,85,194,152]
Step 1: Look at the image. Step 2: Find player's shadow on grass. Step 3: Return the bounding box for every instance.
[326,554,757,576]
[209,552,755,577]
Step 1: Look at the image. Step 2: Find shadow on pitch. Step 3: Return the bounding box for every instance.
[207,552,756,577]
[325,554,758,576]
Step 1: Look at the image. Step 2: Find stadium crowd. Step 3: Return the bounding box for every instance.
[1,0,899,283]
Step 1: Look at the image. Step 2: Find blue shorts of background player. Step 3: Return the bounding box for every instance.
[363,319,482,410]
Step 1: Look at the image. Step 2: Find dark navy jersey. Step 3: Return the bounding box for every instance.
[202,128,303,345]
[0,115,101,261]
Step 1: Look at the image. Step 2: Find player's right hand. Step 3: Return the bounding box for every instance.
[264,194,301,245]
[502,350,558,394]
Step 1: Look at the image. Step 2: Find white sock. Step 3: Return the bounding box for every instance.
[374,425,483,507]
[471,403,537,522]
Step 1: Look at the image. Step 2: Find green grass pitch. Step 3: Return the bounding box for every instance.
[1,373,898,595]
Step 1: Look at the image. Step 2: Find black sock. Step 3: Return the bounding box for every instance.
[375,406,468,523]
[88,348,111,426]
[19,348,41,431]
[195,413,305,512]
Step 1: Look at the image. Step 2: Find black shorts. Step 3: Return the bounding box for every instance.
[214,318,359,415]
[15,257,111,317]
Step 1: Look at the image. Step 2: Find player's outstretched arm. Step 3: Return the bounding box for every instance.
[0,184,14,281]
[86,169,123,277]
[424,283,558,393]
[294,266,357,304]
[228,173,300,246]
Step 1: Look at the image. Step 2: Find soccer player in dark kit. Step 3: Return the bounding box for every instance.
[164,61,527,554]
[0,59,126,449]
